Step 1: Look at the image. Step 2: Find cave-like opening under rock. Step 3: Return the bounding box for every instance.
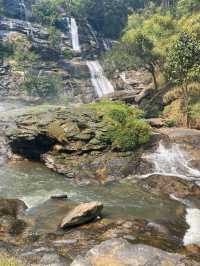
[10,134,56,160]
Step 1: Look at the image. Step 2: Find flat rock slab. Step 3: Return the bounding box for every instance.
[71,238,199,266]
[60,201,103,229]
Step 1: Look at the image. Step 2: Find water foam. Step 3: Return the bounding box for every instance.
[87,60,114,97]
[183,208,200,246]
[142,141,200,181]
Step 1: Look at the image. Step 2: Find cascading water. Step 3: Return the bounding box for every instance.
[183,208,200,247]
[87,60,114,97]
[143,141,200,181]
[69,18,81,52]
[18,0,27,20]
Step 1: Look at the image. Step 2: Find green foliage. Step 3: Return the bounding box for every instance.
[176,0,200,16]
[163,82,200,127]
[71,0,145,38]
[0,41,13,63]
[122,30,160,88]
[33,0,65,25]
[20,73,64,98]
[47,26,62,53]
[166,32,200,85]
[102,43,136,76]
[9,33,38,68]
[89,100,151,151]
[178,14,200,39]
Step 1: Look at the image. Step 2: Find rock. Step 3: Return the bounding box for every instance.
[139,174,200,198]
[60,201,103,229]
[71,238,199,266]
[0,199,27,237]
[147,118,164,128]
[0,198,27,218]
[5,105,142,182]
[185,244,200,254]
[51,194,68,200]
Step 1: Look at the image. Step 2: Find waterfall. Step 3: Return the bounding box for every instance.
[18,0,27,20]
[183,208,200,247]
[69,18,81,52]
[9,20,14,30]
[87,60,114,97]
[143,141,200,181]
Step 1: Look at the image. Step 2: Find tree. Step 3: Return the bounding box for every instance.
[166,32,200,126]
[33,0,65,26]
[71,0,145,39]
[122,30,160,89]
[0,41,13,65]
[20,72,64,98]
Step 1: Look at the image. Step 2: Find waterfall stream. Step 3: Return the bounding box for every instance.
[143,141,200,181]
[18,0,27,20]
[69,18,81,52]
[87,60,114,97]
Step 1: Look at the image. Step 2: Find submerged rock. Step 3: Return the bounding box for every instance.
[60,201,103,229]
[71,238,199,266]
[0,198,27,218]
[0,198,27,237]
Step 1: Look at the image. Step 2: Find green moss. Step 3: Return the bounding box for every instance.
[88,100,151,151]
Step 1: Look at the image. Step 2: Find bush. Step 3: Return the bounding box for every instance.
[20,73,64,98]
[89,100,151,151]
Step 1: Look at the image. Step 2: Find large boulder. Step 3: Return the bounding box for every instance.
[60,201,103,229]
[5,105,143,182]
[71,238,199,266]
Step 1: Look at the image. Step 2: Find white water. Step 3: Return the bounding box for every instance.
[69,18,81,52]
[9,20,14,30]
[183,208,200,246]
[87,60,115,97]
[143,141,200,181]
[18,0,27,20]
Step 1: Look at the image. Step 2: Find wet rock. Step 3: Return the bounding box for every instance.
[139,174,200,198]
[0,198,27,218]
[71,238,199,266]
[60,202,103,229]
[185,244,200,255]
[6,105,142,182]
[147,222,170,235]
[51,194,68,200]
[0,199,27,238]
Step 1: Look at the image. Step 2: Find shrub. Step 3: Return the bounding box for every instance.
[89,100,151,151]
[20,73,64,98]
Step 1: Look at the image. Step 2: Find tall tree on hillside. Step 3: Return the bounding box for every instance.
[122,30,160,89]
[166,32,200,126]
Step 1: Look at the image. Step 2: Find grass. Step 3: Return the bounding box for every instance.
[0,254,24,266]
[88,100,151,151]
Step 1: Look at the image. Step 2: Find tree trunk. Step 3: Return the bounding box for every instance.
[145,64,158,89]
[182,84,190,128]
[151,69,158,90]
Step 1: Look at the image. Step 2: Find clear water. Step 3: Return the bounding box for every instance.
[0,101,190,236]
[0,161,181,222]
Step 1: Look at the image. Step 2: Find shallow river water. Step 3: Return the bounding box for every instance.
[0,100,199,245]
